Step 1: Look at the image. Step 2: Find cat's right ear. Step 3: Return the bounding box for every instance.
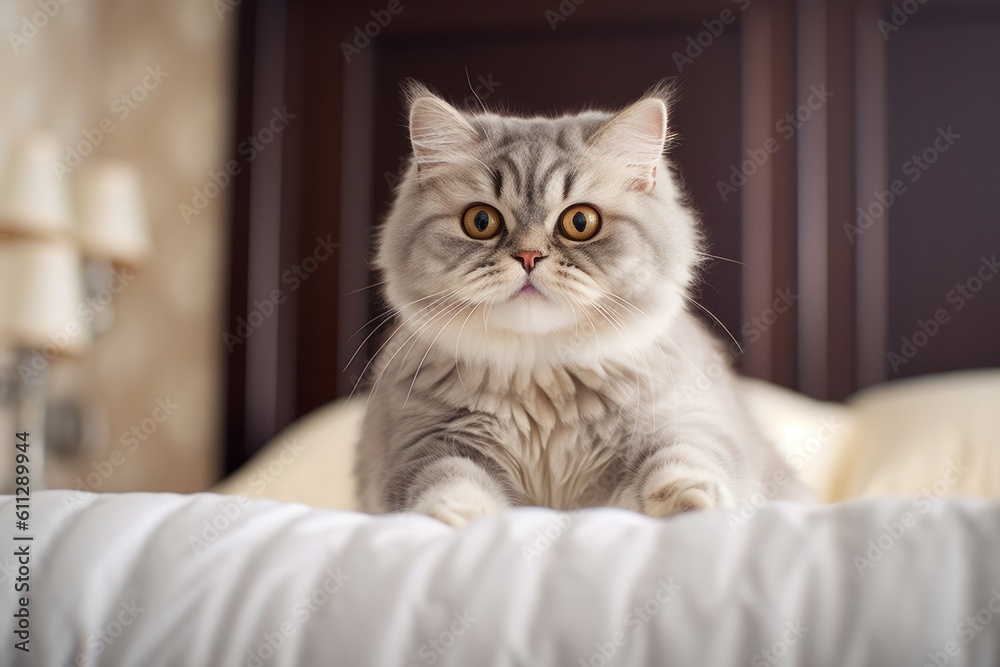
[407,84,478,173]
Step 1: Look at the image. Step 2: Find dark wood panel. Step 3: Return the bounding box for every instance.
[765,0,799,389]
[291,0,347,416]
[223,0,258,473]
[739,0,798,386]
[854,0,890,390]
[885,13,1000,379]
[824,0,857,400]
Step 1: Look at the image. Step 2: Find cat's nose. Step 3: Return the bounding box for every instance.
[512,250,545,274]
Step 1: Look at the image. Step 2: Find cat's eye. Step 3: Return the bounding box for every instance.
[461,203,504,240]
[558,204,602,241]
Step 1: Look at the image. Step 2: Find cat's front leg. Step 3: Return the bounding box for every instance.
[386,444,513,528]
[615,441,737,518]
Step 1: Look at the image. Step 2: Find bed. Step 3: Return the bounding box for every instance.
[3,370,1000,666]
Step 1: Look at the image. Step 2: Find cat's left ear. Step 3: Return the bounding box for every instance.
[589,97,668,193]
[407,85,479,173]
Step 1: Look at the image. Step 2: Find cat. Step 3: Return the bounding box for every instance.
[354,82,811,527]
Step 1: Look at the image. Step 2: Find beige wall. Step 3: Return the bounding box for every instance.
[0,0,233,492]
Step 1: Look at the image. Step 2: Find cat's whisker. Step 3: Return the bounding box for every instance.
[454,303,480,389]
[339,280,389,297]
[454,283,505,388]
[599,292,673,366]
[573,298,602,360]
[659,325,722,395]
[599,302,656,413]
[554,286,610,362]
[555,292,584,352]
[392,292,470,382]
[464,66,488,115]
[590,304,640,430]
[342,287,455,369]
[364,296,466,420]
[568,297,581,342]
[483,291,498,345]
[403,298,475,409]
[600,293,710,391]
[590,302,644,445]
[600,299,661,434]
[597,294,677,400]
[599,299,657,388]
[695,251,744,266]
[347,288,458,383]
[342,307,399,353]
[350,289,461,403]
[685,296,743,355]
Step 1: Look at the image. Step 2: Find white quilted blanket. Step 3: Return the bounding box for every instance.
[2,490,999,666]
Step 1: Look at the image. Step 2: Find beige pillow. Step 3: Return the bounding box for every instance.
[217,371,1000,508]
[739,377,854,502]
[827,370,1000,501]
[214,397,362,510]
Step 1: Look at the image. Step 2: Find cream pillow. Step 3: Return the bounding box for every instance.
[827,370,1000,500]
[217,371,1000,508]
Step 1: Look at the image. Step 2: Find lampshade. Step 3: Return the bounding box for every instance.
[0,238,91,357]
[0,133,75,239]
[75,161,152,267]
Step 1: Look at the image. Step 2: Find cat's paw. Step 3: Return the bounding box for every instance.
[412,480,505,528]
[642,468,735,518]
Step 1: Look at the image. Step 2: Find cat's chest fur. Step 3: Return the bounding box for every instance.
[432,358,642,508]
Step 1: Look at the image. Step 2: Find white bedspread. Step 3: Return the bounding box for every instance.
[3,491,1000,667]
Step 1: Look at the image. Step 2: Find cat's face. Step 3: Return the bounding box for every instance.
[375,84,702,361]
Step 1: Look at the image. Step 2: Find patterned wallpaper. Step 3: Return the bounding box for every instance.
[0,0,233,491]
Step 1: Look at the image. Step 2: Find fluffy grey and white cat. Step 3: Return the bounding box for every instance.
[355,83,809,526]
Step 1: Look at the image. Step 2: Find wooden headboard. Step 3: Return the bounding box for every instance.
[222,0,1000,473]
